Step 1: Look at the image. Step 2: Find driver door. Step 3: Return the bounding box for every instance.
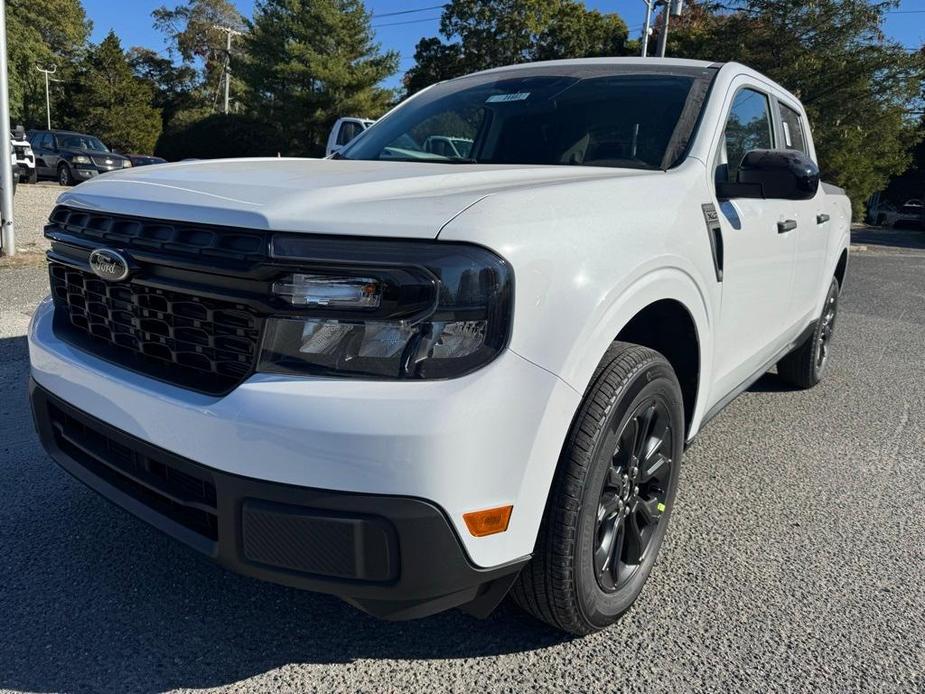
[709,85,798,402]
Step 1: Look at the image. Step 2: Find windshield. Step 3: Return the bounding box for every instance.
[342,72,698,169]
[57,134,109,152]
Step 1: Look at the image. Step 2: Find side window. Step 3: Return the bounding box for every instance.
[35,133,49,149]
[778,103,807,154]
[337,122,362,146]
[716,88,774,184]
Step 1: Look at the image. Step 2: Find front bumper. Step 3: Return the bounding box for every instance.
[30,381,526,619]
[28,296,581,609]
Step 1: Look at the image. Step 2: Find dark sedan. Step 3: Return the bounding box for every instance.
[28,130,131,186]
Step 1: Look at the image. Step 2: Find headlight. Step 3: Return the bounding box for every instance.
[258,235,514,379]
[122,160,133,168]
[72,155,92,165]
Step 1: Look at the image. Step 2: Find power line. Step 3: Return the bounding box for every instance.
[372,4,446,18]
[372,15,442,28]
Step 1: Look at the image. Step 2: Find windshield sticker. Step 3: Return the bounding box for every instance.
[486,92,530,103]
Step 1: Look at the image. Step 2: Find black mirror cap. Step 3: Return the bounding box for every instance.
[737,148,820,200]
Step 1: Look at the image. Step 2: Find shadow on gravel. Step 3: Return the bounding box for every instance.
[747,372,800,394]
[0,335,571,694]
[851,226,925,251]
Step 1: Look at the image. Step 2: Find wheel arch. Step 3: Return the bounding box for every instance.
[615,299,700,438]
[834,248,848,290]
[557,266,713,440]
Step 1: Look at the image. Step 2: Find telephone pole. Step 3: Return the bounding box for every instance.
[212,25,242,115]
[36,65,59,129]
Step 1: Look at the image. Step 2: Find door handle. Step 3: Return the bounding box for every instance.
[778,219,797,233]
[816,213,830,224]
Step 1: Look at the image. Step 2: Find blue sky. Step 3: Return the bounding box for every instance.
[84,0,925,90]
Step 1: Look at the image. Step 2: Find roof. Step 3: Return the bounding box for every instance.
[464,57,722,79]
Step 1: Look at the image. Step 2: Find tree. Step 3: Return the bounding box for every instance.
[403,0,631,96]
[239,0,398,156]
[667,0,925,217]
[6,0,90,126]
[129,47,200,131]
[65,32,162,154]
[153,0,245,109]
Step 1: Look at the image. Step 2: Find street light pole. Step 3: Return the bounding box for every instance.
[36,65,57,129]
[1,2,16,256]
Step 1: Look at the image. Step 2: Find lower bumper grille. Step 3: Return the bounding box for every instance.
[47,398,219,541]
[50,262,263,394]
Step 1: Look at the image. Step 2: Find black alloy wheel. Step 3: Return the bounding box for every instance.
[815,287,838,374]
[594,398,674,593]
[778,276,840,389]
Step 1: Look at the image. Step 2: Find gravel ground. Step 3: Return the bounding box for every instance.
[0,231,923,692]
[7,182,60,256]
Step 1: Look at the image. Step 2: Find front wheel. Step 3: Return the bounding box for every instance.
[777,277,840,388]
[27,169,37,184]
[58,164,74,187]
[511,342,683,635]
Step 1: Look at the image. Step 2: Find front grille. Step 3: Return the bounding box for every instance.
[48,206,268,262]
[46,398,219,541]
[50,262,263,394]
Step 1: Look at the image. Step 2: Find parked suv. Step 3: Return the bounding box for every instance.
[28,129,131,185]
[29,59,850,635]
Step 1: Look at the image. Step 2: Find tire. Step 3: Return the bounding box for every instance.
[511,342,684,635]
[58,164,74,186]
[27,169,37,185]
[777,277,840,389]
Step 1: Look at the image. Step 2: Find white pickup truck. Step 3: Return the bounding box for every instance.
[29,58,849,635]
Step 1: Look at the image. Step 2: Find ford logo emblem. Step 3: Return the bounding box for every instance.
[88,248,131,282]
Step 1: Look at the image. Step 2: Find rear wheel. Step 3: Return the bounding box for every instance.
[777,277,839,389]
[511,342,683,635]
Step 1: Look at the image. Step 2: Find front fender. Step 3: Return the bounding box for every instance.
[553,263,713,422]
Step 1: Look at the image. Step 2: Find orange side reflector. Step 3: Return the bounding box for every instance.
[463,505,513,537]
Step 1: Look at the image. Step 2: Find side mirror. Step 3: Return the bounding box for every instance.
[717,149,819,201]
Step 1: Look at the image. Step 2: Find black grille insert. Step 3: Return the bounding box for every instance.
[50,262,263,394]
[47,399,219,541]
[48,206,269,262]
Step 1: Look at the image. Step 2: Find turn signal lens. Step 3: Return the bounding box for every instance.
[463,505,513,537]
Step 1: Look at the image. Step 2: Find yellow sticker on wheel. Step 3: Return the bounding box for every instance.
[657,503,666,513]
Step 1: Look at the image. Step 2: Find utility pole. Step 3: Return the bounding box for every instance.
[36,65,58,129]
[212,25,242,115]
[656,0,685,59]
[641,0,655,57]
[1,2,15,256]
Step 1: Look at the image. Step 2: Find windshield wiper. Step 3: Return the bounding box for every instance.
[374,156,479,164]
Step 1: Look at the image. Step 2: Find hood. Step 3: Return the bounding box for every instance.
[56,157,658,239]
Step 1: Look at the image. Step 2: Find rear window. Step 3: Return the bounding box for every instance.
[779,103,807,154]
